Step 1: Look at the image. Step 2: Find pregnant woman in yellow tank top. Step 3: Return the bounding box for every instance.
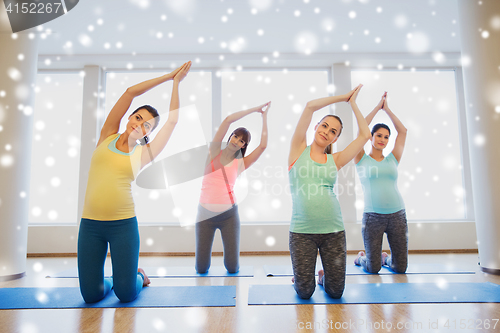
[78,62,191,303]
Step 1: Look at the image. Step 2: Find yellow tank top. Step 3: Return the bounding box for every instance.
[82,133,143,220]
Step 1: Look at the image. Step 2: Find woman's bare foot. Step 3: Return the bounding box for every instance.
[138,268,151,286]
[354,251,365,265]
[381,252,389,266]
[317,270,324,286]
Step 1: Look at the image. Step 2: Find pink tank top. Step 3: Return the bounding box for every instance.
[199,152,240,205]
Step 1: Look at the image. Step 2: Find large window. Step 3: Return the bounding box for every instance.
[29,73,83,224]
[351,70,466,221]
[221,70,329,223]
[104,71,212,224]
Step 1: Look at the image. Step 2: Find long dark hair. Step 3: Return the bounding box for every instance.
[319,114,343,154]
[131,105,160,145]
[371,123,391,136]
[228,127,251,158]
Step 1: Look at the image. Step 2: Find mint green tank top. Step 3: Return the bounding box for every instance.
[289,146,344,234]
[355,152,405,214]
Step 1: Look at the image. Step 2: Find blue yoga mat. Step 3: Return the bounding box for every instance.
[0,285,236,309]
[263,264,475,276]
[47,266,253,278]
[248,282,500,305]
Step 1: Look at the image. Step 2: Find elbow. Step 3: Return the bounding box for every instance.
[400,127,408,135]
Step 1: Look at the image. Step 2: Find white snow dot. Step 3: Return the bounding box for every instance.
[327,84,336,94]
[265,236,276,247]
[161,15,167,21]
[495,106,500,113]
[432,52,446,64]
[33,262,43,272]
[8,67,22,81]
[48,210,58,220]
[78,34,92,47]
[20,191,26,198]
[68,148,78,157]
[45,157,55,167]
[221,15,228,22]
[292,103,302,114]
[342,44,349,51]
[198,37,205,44]
[314,7,320,13]
[18,54,25,61]
[5,144,12,151]
[406,32,430,54]
[348,11,356,19]
[153,318,165,330]
[491,16,500,30]
[294,10,301,17]
[156,32,163,39]
[364,29,370,35]
[481,30,489,38]
[321,18,335,32]
[32,207,42,217]
[97,19,104,25]
[0,154,14,167]
[126,63,134,70]
[273,51,279,57]
[262,56,269,63]
[355,200,364,210]
[23,106,33,116]
[0,90,5,97]
[87,25,94,32]
[474,134,486,146]
[375,37,381,43]
[271,199,281,209]
[376,7,382,13]
[394,15,408,28]
[116,42,123,49]
[257,29,264,36]
[227,8,233,14]
[146,238,154,246]
[50,177,61,187]
[172,207,182,217]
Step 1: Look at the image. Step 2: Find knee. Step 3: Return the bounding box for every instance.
[195,263,210,274]
[325,288,344,299]
[391,264,407,274]
[114,288,138,303]
[294,281,315,299]
[365,261,382,274]
[80,288,105,304]
[226,266,239,274]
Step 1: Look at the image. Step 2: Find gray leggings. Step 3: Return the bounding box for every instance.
[289,230,346,299]
[358,209,408,273]
[195,205,240,274]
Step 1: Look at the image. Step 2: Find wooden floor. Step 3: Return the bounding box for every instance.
[1,253,499,333]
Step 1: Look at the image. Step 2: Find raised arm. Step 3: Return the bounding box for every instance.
[288,86,359,166]
[383,94,407,163]
[209,103,269,162]
[141,61,192,168]
[332,85,371,170]
[97,65,184,147]
[354,92,386,164]
[242,102,271,170]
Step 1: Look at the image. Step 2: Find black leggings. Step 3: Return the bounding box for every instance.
[289,230,346,299]
[195,205,240,274]
[358,209,408,273]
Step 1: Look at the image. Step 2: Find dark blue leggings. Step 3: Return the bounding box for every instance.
[77,217,144,303]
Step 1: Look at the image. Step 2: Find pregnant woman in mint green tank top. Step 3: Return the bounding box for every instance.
[288,84,370,299]
[354,92,409,274]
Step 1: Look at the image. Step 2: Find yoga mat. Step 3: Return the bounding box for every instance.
[0,285,236,309]
[248,282,500,305]
[47,266,253,278]
[263,264,475,276]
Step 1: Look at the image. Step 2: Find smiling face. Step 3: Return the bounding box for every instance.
[371,128,390,150]
[314,116,342,146]
[127,108,156,141]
